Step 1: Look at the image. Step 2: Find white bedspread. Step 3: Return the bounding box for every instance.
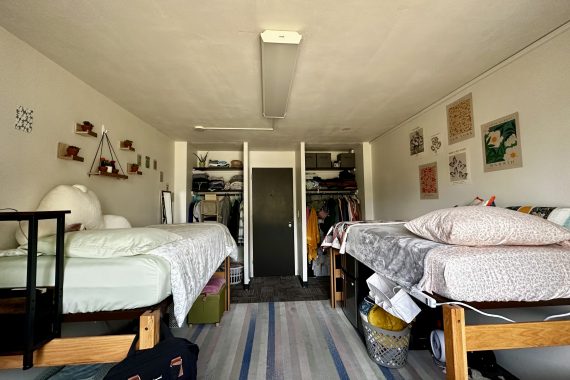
[419,244,570,302]
[148,223,237,326]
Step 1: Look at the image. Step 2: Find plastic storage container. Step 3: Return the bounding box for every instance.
[230,262,244,285]
[361,314,411,368]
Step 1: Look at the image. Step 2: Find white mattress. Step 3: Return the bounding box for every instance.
[0,254,171,314]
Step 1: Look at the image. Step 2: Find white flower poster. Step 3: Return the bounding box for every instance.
[481,112,523,172]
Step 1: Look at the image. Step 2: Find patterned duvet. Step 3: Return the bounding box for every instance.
[325,223,570,302]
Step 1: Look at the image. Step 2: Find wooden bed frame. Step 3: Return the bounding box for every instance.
[0,256,231,370]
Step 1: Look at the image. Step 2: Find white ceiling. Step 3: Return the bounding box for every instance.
[1,1,569,150]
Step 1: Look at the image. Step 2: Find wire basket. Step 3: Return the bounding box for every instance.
[361,314,411,368]
[230,262,244,285]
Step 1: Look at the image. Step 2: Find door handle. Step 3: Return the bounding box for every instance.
[288,222,292,228]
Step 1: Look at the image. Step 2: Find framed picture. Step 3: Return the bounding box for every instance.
[447,93,474,145]
[419,162,438,199]
[153,159,157,170]
[161,190,173,224]
[145,156,150,169]
[449,148,469,184]
[137,154,141,166]
[409,127,424,156]
[481,112,522,172]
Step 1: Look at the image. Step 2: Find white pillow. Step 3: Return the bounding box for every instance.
[20,228,181,258]
[404,206,570,246]
[15,184,104,245]
[102,215,132,229]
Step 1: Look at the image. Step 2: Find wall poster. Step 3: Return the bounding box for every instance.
[430,133,442,155]
[419,162,439,199]
[448,148,469,184]
[446,93,474,145]
[409,127,424,156]
[481,112,522,172]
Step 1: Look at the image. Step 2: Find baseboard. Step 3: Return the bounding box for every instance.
[297,275,308,288]
[243,283,250,290]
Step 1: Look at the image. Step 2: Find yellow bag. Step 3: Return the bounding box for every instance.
[368,305,407,331]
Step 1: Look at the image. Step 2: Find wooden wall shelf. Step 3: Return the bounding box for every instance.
[74,123,97,137]
[127,163,142,175]
[89,171,128,179]
[57,143,84,162]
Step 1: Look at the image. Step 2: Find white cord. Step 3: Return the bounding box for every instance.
[544,311,570,321]
[436,301,516,323]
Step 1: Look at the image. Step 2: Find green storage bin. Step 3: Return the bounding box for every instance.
[187,283,226,325]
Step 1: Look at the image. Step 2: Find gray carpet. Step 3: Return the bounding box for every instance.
[176,300,445,380]
[231,276,329,303]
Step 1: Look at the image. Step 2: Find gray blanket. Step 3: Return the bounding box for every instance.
[344,223,443,288]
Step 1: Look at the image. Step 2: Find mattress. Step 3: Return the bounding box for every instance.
[327,223,570,302]
[0,254,171,314]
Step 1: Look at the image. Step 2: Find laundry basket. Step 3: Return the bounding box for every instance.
[361,314,411,368]
[230,262,244,285]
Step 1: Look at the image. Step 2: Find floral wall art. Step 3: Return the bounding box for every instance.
[409,127,424,156]
[419,162,438,199]
[449,148,470,184]
[430,133,442,155]
[446,93,474,144]
[481,112,522,172]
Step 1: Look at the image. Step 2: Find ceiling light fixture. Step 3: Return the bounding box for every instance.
[260,30,302,119]
[194,125,274,131]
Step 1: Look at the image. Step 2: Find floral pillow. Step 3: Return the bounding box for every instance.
[405,206,570,246]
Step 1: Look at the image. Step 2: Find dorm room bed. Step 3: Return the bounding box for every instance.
[323,212,570,380]
[0,220,237,369]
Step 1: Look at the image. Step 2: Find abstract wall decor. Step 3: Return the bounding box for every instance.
[409,127,424,156]
[449,148,469,184]
[481,112,522,172]
[430,133,442,155]
[419,162,439,199]
[446,93,474,144]
[15,106,34,133]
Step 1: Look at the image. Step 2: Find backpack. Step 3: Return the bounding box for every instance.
[104,321,199,380]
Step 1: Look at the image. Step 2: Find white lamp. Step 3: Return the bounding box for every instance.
[260,30,302,119]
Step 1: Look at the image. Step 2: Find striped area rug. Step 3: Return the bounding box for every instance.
[175,300,444,380]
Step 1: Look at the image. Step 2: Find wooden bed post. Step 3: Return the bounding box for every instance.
[443,305,468,380]
[225,256,231,311]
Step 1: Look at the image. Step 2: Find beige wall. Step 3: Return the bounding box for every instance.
[0,27,174,249]
[370,26,570,379]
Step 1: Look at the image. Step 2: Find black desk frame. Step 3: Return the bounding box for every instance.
[0,210,69,369]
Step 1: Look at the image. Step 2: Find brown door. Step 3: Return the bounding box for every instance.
[252,168,295,276]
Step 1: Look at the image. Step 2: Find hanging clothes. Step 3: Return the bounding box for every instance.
[307,207,320,262]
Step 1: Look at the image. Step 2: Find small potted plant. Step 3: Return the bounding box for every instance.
[193,152,208,167]
[66,145,80,157]
[99,157,113,173]
[122,140,133,149]
[81,121,94,132]
[130,163,139,173]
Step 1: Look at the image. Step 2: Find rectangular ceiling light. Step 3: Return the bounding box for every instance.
[261,30,302,119]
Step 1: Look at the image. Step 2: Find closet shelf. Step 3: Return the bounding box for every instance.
[306,190,357,195]
[193,167,242,171]
[193,191,243,195]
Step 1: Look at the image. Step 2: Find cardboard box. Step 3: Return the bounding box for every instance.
[316,153,332,168]
[305,153,317,168]
[337,153,355,168]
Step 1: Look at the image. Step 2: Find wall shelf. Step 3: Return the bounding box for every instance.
[192,167,242,171]
[74,123,97,137]
[57,143,84,162]
[89,171,128,179]
[306,190,357,195]
[193,191,243,195]
[127,163,142,175]
[306,167,354,171]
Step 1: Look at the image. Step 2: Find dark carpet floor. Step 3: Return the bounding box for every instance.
[230,276,329,303]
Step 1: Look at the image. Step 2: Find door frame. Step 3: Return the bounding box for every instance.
[249,166,297,278]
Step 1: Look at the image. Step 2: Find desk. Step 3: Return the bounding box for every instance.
[0,210,69,369]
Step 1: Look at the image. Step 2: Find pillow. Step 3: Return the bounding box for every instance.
[102,215,132,229]
[20,228,181,258]
[404,206,570,246]
[15,184,104,245]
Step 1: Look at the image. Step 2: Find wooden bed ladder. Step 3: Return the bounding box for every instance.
[443,305,570,380]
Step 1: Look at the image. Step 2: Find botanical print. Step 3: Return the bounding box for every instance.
[409,127,424,156]
[430,133,442,155]
[160,171,164,182]
[481,112,522,172]
[449,148,469,184]
[145,156,150,169]
[446,93,474,144]
[137,154,142,166]
[15,105,34,133]
[153,159,157,170]
[419,162,438,199]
